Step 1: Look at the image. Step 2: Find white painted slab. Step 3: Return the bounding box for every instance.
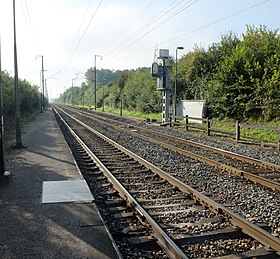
[176,100,207,123]
[42,180,94,204]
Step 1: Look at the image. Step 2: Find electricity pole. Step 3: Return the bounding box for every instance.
[41,56,45,110]
[0,36,5,175]
[36,55,45,112]
[173,46,184,121]
[13,0,23,148]
[94,55,102,110]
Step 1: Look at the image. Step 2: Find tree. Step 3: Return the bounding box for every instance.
[214,25,279,120]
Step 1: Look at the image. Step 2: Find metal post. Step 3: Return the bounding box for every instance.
[71,78,73,105]
[71,77,76,106]
[36,55,44,112]
[102,84,104,112]
[120,99,122,117]
[94,64,96,110]
[0,36,5,175]
[236,120,240,142]
[94,55,102,110]
[44,79,49,107]
[161,59,170,124]
[41,56,45,110]
[277,127,280,151]
[206,117,210,136]
[173,46,184,122]
[13,0,23,148]
[185,115,189,131]
[82,87,85,108]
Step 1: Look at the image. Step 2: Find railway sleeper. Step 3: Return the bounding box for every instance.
[148,208,201,216]
[83,170,103,176]
[129,186,177,194]
[137,195,191,203]
[142,200,195,209]
[105,199,126,207]
[122,179,166,186]
[115,174,155,180]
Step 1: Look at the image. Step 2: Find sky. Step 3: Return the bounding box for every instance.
[0,0,279,100]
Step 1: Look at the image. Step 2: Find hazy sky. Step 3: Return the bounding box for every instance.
[0,0,279,99]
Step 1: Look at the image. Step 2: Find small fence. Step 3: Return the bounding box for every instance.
[169,115,280,150]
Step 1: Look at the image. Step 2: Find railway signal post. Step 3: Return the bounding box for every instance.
[152,49,170,124]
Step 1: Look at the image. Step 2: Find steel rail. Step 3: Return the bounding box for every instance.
[88,108,280,172]
[54,105,280,255]
[53,106,188,259]
[124,129,280,191]
[59,106,280,191]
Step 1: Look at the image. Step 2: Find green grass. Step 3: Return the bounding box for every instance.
[240,127,279,143]
[73,104,280,144]
[205,120,279,144]
[82,105,163,121]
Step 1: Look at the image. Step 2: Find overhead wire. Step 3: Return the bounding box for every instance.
[60,0,93,73]
[20,0,36,49]
[60,0,103,75]
[105,0,186,57]
[86,0,191,70]
[111,0,271,65]
[147,0,198,34]
[102,0,198,66]
[162,0,271,45]
[101,0,156,56]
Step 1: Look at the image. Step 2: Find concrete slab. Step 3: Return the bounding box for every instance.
[42,180,94,203]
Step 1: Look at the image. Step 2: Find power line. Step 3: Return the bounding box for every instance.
[101,0,156,56]
[105,0,186,57]
[102,0,198,66]
[61,0,92,73]
[20,0,36,48]
[61,0,103,75]
[109,0,271,66]
[162,0,271,45]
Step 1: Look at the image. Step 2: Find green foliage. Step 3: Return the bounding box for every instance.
[85,68,121,85]
[122,69,161,113]
[1,70,41,134]
[58,67,162,114]
[57,25,279,123]
[177,25,279,122]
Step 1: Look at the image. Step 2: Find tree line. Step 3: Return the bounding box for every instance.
[1,70,41,131]
[57,25,279,122]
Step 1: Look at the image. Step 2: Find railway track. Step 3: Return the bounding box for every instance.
[56,105,280,191]
[53,105,280,258]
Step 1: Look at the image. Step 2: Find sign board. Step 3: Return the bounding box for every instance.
[176,100,207,123]
[159,49,169,59]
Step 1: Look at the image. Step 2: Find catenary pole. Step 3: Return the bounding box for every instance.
[0,35,5,175]
[13,0,23,148]
[174,46,184,121]
[36,55,44,112]
[41,56,45,110]
[94,55,102,110]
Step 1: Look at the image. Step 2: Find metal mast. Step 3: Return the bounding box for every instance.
[0,35,5,175]
[13,0,23,148]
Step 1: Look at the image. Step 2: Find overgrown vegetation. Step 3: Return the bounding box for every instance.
[58,67,162,114]
[57,25,279,124]
[176,25,279,121]
[1,70,41,137]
